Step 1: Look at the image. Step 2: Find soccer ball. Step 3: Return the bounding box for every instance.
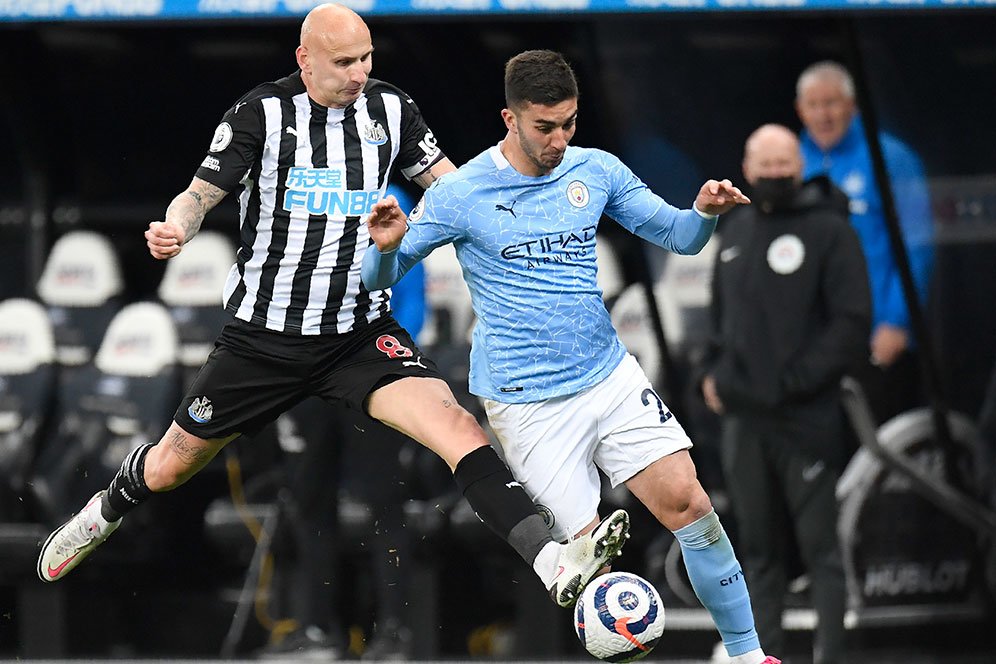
[574,571,665,662]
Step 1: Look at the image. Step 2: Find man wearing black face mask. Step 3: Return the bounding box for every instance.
[751,175,804,213]
[698,124,870,664]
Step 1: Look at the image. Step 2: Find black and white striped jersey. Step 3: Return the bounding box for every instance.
[194,71,444,335]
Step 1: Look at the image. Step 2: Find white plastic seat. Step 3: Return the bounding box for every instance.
[36,231,125,366]
[157,231,235,307]
[610,283,661,387]
[596,235,626,304]
[36,231,124,308]
[94,302,179,378]
[0,298,56,376]
[654,234,719,352]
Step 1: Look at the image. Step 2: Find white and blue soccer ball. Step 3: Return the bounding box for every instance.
[574,571,665,662]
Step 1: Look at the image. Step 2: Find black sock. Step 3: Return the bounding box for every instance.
[102,443,155,521]
[452,446,553,565]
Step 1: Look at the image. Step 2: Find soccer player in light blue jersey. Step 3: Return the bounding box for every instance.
[362,50,779,664]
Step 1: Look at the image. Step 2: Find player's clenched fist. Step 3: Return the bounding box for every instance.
[145,220,186,260]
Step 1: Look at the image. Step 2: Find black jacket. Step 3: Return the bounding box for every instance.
[702,175,871,427]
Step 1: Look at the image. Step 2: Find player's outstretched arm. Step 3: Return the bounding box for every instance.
[362,195,410,291]
[694,179,751,216]
[145,177,228,260]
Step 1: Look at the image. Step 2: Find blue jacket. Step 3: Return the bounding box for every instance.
[800,116,933,337]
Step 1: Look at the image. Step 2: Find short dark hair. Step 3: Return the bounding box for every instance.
[504,50,579,110]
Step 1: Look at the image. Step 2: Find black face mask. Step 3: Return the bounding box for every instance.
[751,176,799,213]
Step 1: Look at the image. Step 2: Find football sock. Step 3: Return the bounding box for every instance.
[102,443,155,522]
[453,445,553,565]
[673,510,764,658]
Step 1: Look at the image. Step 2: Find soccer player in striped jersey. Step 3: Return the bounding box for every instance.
[38,6,629,610]
[362,49,780,664]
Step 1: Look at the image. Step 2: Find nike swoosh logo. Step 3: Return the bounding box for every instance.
[552,565,565,581]
[47,552,79,579]
[614,618,649,651]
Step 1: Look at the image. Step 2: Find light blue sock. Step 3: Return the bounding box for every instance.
[673,510,761,657]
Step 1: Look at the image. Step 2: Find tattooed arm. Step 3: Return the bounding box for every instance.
[145,176,228,260]
[411,157,457,190]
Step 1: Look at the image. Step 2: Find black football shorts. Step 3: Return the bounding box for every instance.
[173,316,442,440]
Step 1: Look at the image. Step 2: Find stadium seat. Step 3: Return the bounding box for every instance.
[36,230,125,367]
[610,283,662,388]
[596,234,626,307]
[653,234,719,355]
[30,302,181,526]
[0,298,57,521]
[157,230,236,371]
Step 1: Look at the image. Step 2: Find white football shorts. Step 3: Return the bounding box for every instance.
[483,353,692,541]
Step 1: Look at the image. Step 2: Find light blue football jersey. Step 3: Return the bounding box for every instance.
[362,144,716,403]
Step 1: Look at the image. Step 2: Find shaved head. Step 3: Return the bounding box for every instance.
[300,3,369,51]
[745,124,800,160]
[742,123,803,185]
[296,3,374,109]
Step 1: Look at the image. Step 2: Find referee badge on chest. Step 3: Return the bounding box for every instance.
[362,120,388,146]
[766,234,805,275]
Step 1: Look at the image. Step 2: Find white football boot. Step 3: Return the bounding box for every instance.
[548,508,631,607]
[37,491,122,582]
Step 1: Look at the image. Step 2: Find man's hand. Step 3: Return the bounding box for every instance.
[695,179,751,216]
[702,374,725,415]
[145,220,186,260]
[871,323,909,367]
[366,195,409,253]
